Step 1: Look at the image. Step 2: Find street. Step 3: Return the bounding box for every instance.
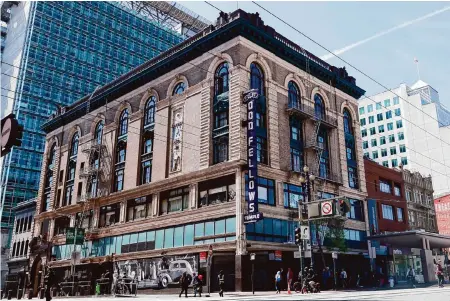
[47,286,450,301]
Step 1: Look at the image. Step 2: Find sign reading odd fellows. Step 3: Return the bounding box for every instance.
[243,89,263,224]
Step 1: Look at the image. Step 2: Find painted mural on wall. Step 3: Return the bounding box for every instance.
[115,254,198,289]
[171,109,183,172]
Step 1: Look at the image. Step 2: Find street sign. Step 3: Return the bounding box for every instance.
[66,227,85,245]
[274,250,282,261]
[200,252,207,263]
[300,226,310,240]
[332,252,338,259]
[305,241,311,250]
[293,251,301,259]
[250,253,256,261]
[304,251,312,258]
[321,201,333,216]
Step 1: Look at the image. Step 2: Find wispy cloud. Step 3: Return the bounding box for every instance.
[320,6,450,61]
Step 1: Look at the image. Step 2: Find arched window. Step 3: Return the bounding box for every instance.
[314,94,325,120]
[144,96,156,126]
[70,133,79,157]
[119,109,129,136]
[288,81,300,108]
[95,121,104,144]
[215,62,229,95]
[343,109,353,134]
[172,82,185,95]
[250,63,265,96]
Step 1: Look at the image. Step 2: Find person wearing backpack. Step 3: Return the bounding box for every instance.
[407,266,416,288]
[435,259,444,288]
[275,271,282,294]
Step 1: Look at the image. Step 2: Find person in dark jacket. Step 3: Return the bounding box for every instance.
[179,272,190,298]
[44,269,55,301]
[218,270,225,297]
[192,273,203,297]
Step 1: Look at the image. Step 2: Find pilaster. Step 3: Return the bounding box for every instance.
[199,83,211,169]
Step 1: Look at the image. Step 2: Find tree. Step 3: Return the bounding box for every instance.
[314,219,347,267]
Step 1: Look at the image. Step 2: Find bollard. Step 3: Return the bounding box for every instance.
[7,290,11,300]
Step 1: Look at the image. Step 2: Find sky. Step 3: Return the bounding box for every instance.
[181,1,450,107]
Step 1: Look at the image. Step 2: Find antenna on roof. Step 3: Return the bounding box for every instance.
[414,57,421,81]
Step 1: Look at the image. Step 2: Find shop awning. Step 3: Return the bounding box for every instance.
[368,230,450,249]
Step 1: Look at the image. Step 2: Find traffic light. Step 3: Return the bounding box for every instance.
[294,227,301,245]
[1,114,23,156]
[337,198,350,216]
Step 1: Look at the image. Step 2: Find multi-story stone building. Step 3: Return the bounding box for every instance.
[403,168,437,232]
[434,193,450,236]
[31,10,367,292]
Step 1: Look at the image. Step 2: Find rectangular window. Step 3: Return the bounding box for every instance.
[390,147,397,155]
[376,102,382,110]
[399,145,406,153]
[387,122,393,130]
[347,199,364,221]
[213,138,228,164]
[364,152,369,158]
[126,196,152,221]
[395,108,401,116]
[246,176,275,206]
[377,113,383,121]
[359,107,365,115]
[394,184,401,196]
[361,129,367,137]
[290,148,303,172]
[386,111,392,119]
[398,132,404,140]
[381,149,387,157]
[393,97,399,105]
[141,160,152,184]
[367,104,373,113]
[99,203,120,227]
[348,167,358,189]
[389,134,395,143]
[160,186,190,214]
[382,204,394,220]
[371,139,377,147]
[401,157,408,166]
[384,99,391,107]
[283,183,302,209]
[378,125,385,133]
[369,116,374,124]
[360,118,366,126]
[397,208,404,222]
[370,127,376,135]
[382,161,389,167]
[256,137,268,164]
[379,179,391,193]
[396,120,403,128]
[392,159,398,167]
[372,151,378,159]
[380,136,386,145]
[363,141,368,149]
[198,175,235,207]
[115,168,124,192]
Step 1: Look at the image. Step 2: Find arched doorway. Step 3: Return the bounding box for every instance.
[30,256,42,296]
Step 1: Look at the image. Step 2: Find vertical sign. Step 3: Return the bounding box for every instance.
[367,199,379,235]
[243,89,263,224]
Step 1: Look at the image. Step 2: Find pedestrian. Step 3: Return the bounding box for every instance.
[435,259,444,288]
[275,271,281,294]
[179,272,189,298]
[322,268,330,290]
[406,266,416,288]
[192,273,202,297]
[340,268,347,289]
[287,268,293,293]
[44,268,55,301]
[197,275,203,297]
[218,270,225,297]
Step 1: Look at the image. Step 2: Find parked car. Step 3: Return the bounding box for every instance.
[158,260,194,288]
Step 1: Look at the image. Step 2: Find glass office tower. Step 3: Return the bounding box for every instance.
[1,1,203,234]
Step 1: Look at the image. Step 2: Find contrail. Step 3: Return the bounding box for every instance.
[320,6,450,61]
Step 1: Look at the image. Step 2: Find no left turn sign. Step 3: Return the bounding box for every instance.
[321,201,333,216]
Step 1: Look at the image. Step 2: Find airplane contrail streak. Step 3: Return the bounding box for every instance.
[320,6,450,61]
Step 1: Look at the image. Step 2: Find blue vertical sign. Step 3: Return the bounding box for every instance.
[367,199,379,235]
[243,89,263,224]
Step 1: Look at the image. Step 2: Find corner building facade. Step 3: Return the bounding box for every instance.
[33,10,367,292]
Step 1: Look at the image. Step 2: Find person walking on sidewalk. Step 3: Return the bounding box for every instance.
[275,271,282,294]
[407,266,416,288]
[218,270,225,297]
[179,272,190,298]
[340,268,348,289]
[192,273,202,297]
[435,259,445,288]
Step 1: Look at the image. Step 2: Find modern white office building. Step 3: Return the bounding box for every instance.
[358,80,450,196]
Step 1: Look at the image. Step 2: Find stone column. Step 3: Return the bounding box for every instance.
[69,215,76,227]
[49,219,55,238]
[119,201,127,223]
[152,193,159,216]
[189,183,198,209]
[92,208,100,229]
[235,169,246,291]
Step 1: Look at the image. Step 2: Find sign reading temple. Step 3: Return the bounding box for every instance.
[243,89,263,224]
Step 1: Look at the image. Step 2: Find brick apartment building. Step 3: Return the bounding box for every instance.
[435,193,450,236]
[364,158,408,235]
[29,10,368,293]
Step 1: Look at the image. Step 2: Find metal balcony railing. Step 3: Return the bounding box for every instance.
[287,100,338,128]
[313,167,342,184]
[304,139,325,150]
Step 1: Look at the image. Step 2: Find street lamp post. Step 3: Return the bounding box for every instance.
[298,165,316,269]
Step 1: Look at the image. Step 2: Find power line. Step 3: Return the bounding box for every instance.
[249,1,450,149]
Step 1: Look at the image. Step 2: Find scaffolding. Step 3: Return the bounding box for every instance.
[123,1,211,37]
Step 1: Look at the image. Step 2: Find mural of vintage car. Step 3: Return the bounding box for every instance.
[157,259,194,288]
